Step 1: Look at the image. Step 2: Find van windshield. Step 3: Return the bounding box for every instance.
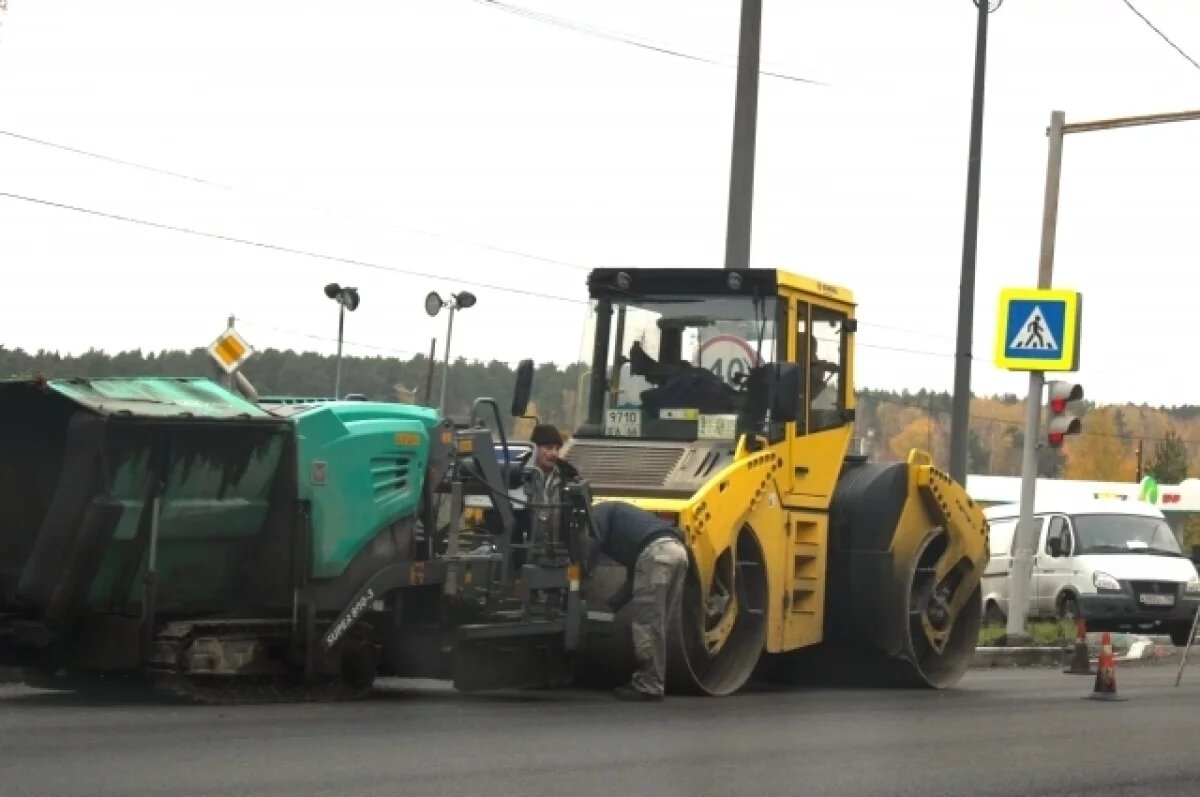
[1073,514,1183,556]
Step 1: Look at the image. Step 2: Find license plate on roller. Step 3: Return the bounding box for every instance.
[1139,593,1175,606]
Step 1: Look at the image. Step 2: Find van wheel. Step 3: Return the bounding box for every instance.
[983,602,1006,626]
[1057,594,1079,621]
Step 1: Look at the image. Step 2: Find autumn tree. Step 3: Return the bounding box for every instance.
[889,417,948,468]
[1181,515,1200,554]
[1062,408,1132,481]
[1037,443,1066,478]
[1147,430,1189,484]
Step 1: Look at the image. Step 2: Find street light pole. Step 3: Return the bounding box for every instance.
[425,289,477,417]
[949,0,1000,485]
[438,304,456,417]
[323,283,359,399]
[334,303,346,400]
[1004,106,1200,643]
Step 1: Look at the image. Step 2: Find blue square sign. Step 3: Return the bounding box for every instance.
[994,288,1082,372]
[1004,299,1065,360]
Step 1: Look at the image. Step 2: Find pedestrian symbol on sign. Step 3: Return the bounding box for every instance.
[1009,306,1059,352]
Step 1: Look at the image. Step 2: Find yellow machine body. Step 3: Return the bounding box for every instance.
[567,267,989,694]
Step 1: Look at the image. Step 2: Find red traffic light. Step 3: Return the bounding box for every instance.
[1046,415,1082,448]
[1046,380,1083,409]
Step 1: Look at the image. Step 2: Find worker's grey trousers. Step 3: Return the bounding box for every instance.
[629,536,689,696]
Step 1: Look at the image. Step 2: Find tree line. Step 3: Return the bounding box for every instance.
[4,346,1197,484]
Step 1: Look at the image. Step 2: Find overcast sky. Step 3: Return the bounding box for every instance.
[0,0,1197,405]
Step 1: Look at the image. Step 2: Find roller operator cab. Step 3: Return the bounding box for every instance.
[564,268,990,695]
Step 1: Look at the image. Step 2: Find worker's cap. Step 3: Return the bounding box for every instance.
[531,424,563,447]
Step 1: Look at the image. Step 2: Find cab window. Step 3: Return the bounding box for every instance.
[809,306,848,433]
[1045,515,1074,556]
[794,300,810,435]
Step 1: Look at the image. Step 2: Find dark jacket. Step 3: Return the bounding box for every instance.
[520,456,579,505]
[589,501,685,611]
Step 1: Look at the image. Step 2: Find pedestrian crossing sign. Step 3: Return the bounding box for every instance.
[994,287,1082,371]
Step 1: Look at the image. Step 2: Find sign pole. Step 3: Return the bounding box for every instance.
[1006,110,1066,644]
[226,314,237,390]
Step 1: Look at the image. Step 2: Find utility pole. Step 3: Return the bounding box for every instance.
[1136,440,1144,483]
[949,0,1001,485]
[1006,110,1065,644]
[723,0,763,270]
[1005,106,1200,644]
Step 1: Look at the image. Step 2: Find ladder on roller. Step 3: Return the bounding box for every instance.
[1174,604,1200,687]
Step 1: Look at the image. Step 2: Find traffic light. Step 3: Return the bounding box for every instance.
[1045,380,1083,448]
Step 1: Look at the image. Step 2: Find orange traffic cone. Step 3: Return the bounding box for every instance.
[1085,632,1125,701]
[1064,617,1094,675]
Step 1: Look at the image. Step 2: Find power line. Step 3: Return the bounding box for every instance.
[0,130,593,272]
[1,190,956,361]
[970,413,1199,445]
[856,322,956,342]
[235,318,429,357]
[856,341,953,358]
[466,0,827,86]
[1121,0,1200,73]
[0,192,963,365]
[0,191,587,305]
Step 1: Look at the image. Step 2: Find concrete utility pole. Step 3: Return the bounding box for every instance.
[723,0,763,270]
[949,0,1002,485]
[1005,107,1200,643]
[1006,110,1065,643]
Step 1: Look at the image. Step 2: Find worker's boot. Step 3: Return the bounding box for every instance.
[613,683,663,702]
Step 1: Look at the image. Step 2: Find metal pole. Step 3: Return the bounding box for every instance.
[722,0,763,270]
[1062,108,1200,135]
[1174,603,1200,687]
[1006,110,1065,643]
[437,305,456,417]
[226,314,237,390]
[423,337,437,406]
[949,0,992,484]
[334,303,345,399]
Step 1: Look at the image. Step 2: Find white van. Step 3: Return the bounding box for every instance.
[981,497,1200,645]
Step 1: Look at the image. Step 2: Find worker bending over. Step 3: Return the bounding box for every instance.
[589,501,690,702]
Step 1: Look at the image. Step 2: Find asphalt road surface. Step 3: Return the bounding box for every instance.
[2,666,1198,797]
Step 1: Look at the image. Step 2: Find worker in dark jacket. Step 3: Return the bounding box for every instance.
[588,500,689,701]
[523,424,577,504]
[520,424,578,544]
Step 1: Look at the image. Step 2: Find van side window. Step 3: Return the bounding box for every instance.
[1008,517,1045,556]
[1045,516,1072,556]
[988,519,1016,557]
